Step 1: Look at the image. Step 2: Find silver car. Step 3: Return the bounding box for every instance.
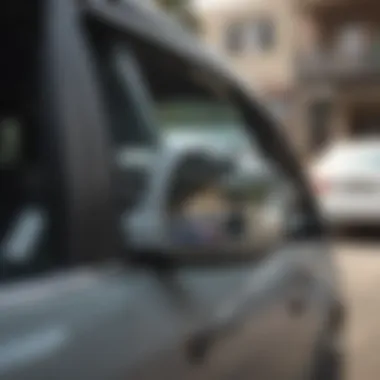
[0,1,344,380]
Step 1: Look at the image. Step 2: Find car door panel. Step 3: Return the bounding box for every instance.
[0,267,196,380]
[0,239,328,380]
[173,244,323,380]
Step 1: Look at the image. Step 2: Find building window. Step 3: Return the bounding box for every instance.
[249,19,275,52]
[225,22,245,53]
[225,18,275,54]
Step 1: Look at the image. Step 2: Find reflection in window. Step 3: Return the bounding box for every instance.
[158,99,256,154]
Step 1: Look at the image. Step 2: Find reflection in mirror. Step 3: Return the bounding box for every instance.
[168,161,231,247]
[164,150,288,252]
[123,142,297,258]
[125,146,290,254]
[125,143,292,255]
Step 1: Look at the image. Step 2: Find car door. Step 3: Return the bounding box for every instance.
[0,2,200,380]
[0,2,330,380]
[83,6,330,380]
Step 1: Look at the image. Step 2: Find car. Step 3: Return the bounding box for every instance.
[311,140,380,228]
[0,1,345,380]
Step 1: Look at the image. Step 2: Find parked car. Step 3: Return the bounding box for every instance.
[311,140,380,227]
[0,1,344,380]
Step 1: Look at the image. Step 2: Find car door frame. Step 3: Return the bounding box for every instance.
[41,0,117,264]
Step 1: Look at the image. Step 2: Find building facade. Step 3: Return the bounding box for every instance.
[295,0,380,158]
[194,0,299,129]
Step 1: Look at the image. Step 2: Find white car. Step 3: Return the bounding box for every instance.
[311,140,380,226]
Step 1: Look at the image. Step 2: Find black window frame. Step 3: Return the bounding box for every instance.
[0,0,119,283]
[40,0,117,266]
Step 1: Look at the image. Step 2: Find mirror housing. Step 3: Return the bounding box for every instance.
[123,145,266,261]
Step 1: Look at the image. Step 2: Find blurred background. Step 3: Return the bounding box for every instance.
[2,1,380,379]
[155,0,380,379]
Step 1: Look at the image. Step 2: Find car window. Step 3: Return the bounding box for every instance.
[159,100,256,154]
[87,30,306,253]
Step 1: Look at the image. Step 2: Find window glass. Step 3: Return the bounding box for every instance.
[225,18,275,55]
[88,31,306,253]
[159,99,255,154]
[124,43,299,251]
[225,22,245,53]
[249,19,275,52]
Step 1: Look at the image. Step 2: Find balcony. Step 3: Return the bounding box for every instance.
[301,0,373,10]
[300,0,380,22]
[297,47,380,84]
[302,0,352,7]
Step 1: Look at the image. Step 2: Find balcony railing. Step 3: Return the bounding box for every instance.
[300,0,380,18]
[300,0,362,10]
[297,47,380,83]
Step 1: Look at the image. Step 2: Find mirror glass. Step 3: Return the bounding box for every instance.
[123,146,291,255]
[164,151,286,252]
[90,40,309,260]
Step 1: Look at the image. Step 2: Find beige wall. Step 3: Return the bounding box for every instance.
[196,0,298,95]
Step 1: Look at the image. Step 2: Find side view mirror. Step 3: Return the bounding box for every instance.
[123,146,263,260]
